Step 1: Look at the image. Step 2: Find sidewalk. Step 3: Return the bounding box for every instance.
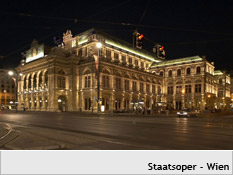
[3,109,233,118]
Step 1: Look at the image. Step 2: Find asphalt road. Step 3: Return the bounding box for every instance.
[0,111,233,150]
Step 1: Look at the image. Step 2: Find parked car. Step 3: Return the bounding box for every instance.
[177,109,199,117]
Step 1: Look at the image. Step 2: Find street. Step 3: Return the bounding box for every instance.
[0,111,233,150]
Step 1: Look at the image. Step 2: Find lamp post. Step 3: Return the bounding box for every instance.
[96,42,102,113]
[3,89,6,106]
[8,71,22,112]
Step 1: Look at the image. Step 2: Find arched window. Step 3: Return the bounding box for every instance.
[44,71,48,87]
[168,70,172,77]
[33,74,37,88]
[159,71,164,77]
[177,69,181,76]
[186,67,191,75]
[23,77,27,89]
[28,75,32,89]
[196,66,201,74]
[39,73,42,87]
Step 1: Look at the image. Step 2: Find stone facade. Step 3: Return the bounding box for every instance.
[16,29,232,112]
[150,57,231,110]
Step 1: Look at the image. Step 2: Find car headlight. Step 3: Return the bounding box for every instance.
[177,112,180,115]
[183,112,188,115]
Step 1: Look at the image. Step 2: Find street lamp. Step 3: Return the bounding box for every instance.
[8,71,14,76]
[96,42,102,49]
[8,70,21,112]
[96,42,102,113]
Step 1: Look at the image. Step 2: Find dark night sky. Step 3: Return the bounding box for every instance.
[0,0,233,71]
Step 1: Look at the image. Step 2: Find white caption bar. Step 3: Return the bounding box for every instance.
[1,151,232,174]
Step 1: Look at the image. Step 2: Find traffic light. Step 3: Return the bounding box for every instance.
[159,45,165,59]
[136,32,144,49]
[153,44,166,59]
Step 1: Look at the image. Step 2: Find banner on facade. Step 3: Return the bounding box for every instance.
[93,54,99,79]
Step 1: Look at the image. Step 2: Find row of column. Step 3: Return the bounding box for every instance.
[18,93,48,111]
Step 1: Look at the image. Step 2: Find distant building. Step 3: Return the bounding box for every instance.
[214,70,232,109]
[0,69,16,109]
[16,28,232,112]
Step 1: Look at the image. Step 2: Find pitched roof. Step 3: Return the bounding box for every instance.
[76,28,162,63]
[150,55,203,68]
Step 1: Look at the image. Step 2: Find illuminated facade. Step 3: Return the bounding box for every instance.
[213,70,231,109]
[16,29,231,112]
[150,57,231,110]
[0,69,16,109]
